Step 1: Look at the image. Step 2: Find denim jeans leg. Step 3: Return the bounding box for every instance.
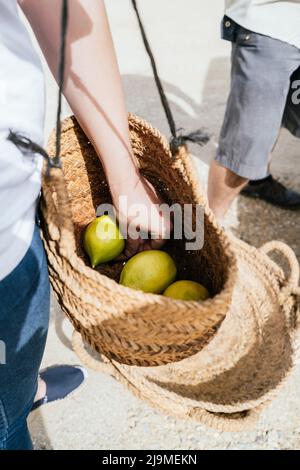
[0,224,50,450]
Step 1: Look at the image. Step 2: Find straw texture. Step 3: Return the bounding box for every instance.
[42,115,237,367]
[42,115,300,431]
[72,237,300,432]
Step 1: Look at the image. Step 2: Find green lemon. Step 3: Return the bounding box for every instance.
[83,215,125,268]
[120,250,177,294]
[163,280,210,301]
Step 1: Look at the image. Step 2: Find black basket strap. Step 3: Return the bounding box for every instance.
[54,0,69,168]
[8,0,69,176]
[9,0,208,172]
[131,0,209,155]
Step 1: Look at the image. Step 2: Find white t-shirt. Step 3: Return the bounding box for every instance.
[0,1,45,281]
[225,0,300,49]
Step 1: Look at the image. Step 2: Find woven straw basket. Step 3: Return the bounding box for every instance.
[42,114,300,431]
[72,237,300,432]
[42,114,238,367]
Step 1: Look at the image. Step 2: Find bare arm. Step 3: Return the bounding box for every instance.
[19,0,169,254]
[19,0,137,188]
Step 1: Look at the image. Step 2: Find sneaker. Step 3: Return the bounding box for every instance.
[31,365,88,412]
[241,175,300,210]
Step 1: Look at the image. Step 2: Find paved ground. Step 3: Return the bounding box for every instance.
[27,0,300,449]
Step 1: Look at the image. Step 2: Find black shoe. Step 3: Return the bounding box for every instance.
[31,365,88,412]
[241,175,300,210]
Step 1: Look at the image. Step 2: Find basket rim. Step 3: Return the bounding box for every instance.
[64,242,237,309]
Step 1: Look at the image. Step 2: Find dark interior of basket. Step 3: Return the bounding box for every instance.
[60,118,230,297]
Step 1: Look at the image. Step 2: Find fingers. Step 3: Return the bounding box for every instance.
[124,234,166,259]
[124,237,141,258]
[149,237,166,250]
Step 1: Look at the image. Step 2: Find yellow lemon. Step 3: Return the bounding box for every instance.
[83,215,125,268]
[120,250,177,294]
[163,280,210,301]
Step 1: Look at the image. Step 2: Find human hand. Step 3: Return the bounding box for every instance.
[109,169,172,258]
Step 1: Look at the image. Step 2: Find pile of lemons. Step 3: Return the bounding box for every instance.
[84,216,210,301]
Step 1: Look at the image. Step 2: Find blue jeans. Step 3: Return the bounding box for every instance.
[0,224,50,450]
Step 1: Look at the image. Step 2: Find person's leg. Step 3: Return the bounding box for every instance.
[241,65,300,208]
[208,160,248,222]
[208,160,248,221]
[0,222,87,450]
[209,27,300,220]
[0,399,34,450]
[0,223,50,450]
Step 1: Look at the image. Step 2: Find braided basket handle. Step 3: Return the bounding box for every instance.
[72,332,261,432]
[42,165,75,251]
[72,331,113,375]
[260,241,300,293]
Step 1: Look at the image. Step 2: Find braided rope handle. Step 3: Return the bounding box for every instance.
[260,241,300,294]
[72,332,260,431]
[72,331,113,375]
[260,240,300,331]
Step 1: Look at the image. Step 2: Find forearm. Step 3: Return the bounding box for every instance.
[19,0,139,189]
